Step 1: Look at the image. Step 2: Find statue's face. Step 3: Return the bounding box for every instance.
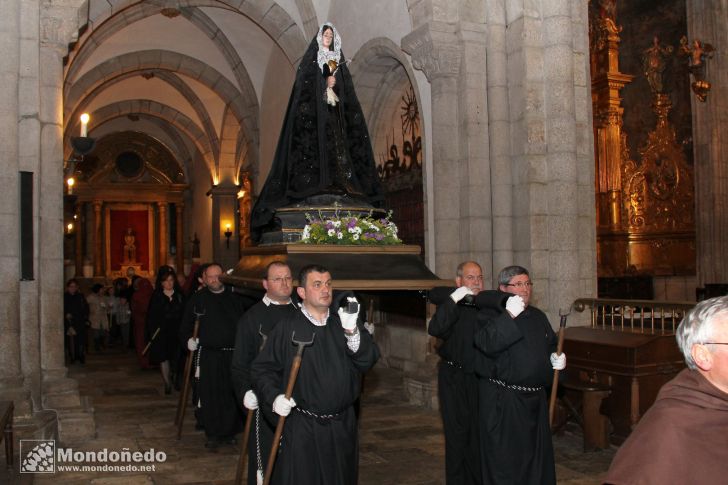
[322,28,333,49]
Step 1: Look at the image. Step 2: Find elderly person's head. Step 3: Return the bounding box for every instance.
[676,296,728,393]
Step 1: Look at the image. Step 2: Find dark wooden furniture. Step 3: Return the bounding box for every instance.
[0,401,13,470]
[563,326,684,443]
[561,379,611,451]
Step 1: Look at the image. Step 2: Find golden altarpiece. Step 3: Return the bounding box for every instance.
[590,1,695,279]
[65,131,188,279]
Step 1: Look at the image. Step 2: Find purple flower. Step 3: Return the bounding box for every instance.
[375,233,384,241]
[347,218,357,228]
[326,221,334,230]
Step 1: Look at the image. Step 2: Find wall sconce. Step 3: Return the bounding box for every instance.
[65,222,74,238]
[224,223,233,248]
[66,176,75,195]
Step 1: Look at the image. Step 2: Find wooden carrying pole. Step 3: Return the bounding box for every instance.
[234,408,254,485]
[235,325,269,485]
[549,309,569,428]
[263,332,314,485]
[176,310,202,438]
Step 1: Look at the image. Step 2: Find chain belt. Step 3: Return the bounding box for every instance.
[295,407,341,420]
[444,360,463,369]
[488,378,543,393]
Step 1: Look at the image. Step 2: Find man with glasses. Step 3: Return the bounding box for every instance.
[472,265,564,485]
[428,261,485,485]
[605,296,728,485]
[232,261,297,484]
[251,264,379,484]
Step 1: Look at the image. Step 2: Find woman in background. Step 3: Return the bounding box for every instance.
[145,266,186,394]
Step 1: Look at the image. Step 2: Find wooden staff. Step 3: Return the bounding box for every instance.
[176,307,203,438]
[263,332,315,485]
[141,327,160,356]
[235,325,268,485]
[549,308,570,428]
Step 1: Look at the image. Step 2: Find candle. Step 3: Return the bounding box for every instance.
[80,113,90,137]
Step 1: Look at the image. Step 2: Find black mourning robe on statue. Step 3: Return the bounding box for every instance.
[251,307,379,485]
[179,287,246,440]
[231,300,297,485]
[473,291,557,485]
[250,30,384,241]
[428,287,483,485]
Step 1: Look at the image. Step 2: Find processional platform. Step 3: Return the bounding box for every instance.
[221,244,449,291]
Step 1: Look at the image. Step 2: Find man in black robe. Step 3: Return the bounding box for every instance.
[180,263,246,448]
[473,265,566,485]
[231,261,297,484]
[250,23,384,241]
[251,264,379,484]
[428,261,485,485]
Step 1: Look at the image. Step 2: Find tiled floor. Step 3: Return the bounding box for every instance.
[2,347,614,484]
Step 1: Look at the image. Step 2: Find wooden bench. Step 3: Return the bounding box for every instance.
[0,401,13,470]
[561,380,611,451]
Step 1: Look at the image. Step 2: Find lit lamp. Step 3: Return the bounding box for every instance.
[66,176,75,195]
[70,113,96,156]
[224,223,233,249]
[66,223,74,235]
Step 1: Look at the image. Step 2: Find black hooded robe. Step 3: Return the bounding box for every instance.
[231,300,297,485]
[473,291,558,485]
[179,287,246,440]
[251,307,379,485]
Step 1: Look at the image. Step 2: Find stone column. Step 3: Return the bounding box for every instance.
[148,204,156,272]
[0,0,31,417]
[157,200,168,269]
[176,202,184,272]
[687,1,728,285]
[402,22,463,275]
[74,201,83,276]
[93,200,103,276]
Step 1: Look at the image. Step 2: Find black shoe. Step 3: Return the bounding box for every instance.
[195,422,204,431]
[164,384,172,395]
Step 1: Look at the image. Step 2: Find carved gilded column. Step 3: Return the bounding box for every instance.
[93,200,103,276]
[590,2,633,232]
[74,202,83,277]
[176,203,184,273]
[158,201,168,269]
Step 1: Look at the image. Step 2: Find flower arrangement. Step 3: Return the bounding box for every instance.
[301,206,402,245]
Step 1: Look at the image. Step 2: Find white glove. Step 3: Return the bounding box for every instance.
[550,352,567,370]
[256,470,263,485]
[363,321,375,335]
[450,286,474,303]
[187,337,199,351]
[337,297,359,333]
[243,390,259,410]
[505,295,525,318]
[272,394,296,416]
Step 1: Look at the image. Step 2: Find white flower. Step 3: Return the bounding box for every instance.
[332,220,341,228]
[337,232,343,239]
[352,234,360,240]
[354,227,362,234]
[302,225,311,240]
[327,229,335,236]
[348,227,355,233]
